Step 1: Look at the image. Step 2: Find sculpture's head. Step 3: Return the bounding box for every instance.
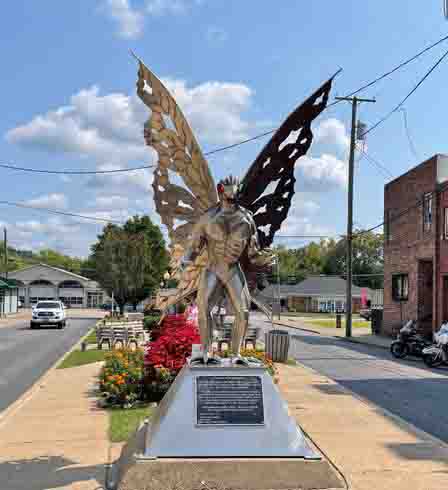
[217,175,240,204]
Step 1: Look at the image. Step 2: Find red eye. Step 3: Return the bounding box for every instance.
[217,183,224,194]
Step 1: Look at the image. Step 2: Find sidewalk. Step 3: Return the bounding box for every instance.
[0,362,114,490]
[278,362,448,490]
[0,310,31,327]
[274,316,391,349]
[1,350,446,489]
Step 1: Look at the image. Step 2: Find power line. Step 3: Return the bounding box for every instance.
[0,163,156,175]
[0,200,124,225]
[400,108,420,160]
[356,143,394,179]
[361,47,448,138]
[327,33,448,108]
[3,35,448,177]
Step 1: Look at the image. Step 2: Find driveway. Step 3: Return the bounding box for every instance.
[250,313,448,444]
[0,317,96,414]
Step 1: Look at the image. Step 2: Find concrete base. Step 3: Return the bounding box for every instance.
[144,363,319,458]
[110,423,344,490]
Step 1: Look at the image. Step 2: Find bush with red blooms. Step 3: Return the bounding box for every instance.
[145,314,200,371]
[144,314,200,400]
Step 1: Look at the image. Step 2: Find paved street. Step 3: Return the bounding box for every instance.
[250,313,448,444]
[0,317,96,414]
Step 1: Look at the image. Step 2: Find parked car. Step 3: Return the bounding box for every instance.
[101,302,120,312]
[30,301,67,329]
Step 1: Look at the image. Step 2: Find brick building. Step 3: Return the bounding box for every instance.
[383,154,448,337]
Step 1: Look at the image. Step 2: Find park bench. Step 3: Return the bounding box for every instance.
[213,322,259,352]
[96,320,148,350]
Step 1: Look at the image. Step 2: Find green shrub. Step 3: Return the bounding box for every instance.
[98,348,145,408]
[143,315,161,331]
[177,303,187,314]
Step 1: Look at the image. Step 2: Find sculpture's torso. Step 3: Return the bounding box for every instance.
[202,205,253,270]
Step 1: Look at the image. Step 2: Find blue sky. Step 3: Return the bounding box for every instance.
[2,1,448,257]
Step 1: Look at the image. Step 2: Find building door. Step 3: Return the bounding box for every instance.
[418,260,433,331]
[443,276,448,323]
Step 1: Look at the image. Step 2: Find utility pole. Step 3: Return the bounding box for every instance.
[335,96,376,337]
[277,255,281,320]
[3,228,7,280]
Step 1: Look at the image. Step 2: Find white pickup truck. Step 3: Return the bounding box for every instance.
[30,301,67,329]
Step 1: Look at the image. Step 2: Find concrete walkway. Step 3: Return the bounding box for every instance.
[0,362,113,490]
[0,310,31,327]
[278,362,448,490]
[1,350,446,489]
[274,317,391,349]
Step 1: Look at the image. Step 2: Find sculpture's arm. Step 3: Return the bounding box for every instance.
[182,218,205,265]
[246,215,276,268]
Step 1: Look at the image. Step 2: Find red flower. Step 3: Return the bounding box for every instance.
[144,315,201,374]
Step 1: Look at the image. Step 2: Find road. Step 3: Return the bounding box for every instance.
[250,313,448,444]
[0,317,95,413]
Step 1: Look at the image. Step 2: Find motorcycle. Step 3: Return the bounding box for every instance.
[422,324,448,367]
[390,320,432,359]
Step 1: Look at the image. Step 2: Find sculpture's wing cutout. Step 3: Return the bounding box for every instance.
[136,59,218,313]
[238,76,334,249]
[136,59,218,246]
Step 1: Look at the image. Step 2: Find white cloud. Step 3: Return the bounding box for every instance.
[25,193,68,210]
[163,78,253,145]
[103,0,144,39]
[15,218,80,235]
[296,153,347,190]
[6,79,254,163]
[91,195,130,210]
[86,163,153,192]
[314,118,349,151]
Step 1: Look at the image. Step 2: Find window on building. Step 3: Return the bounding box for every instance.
[423,193,432,231]
[444,208,448,239]
[385,209,392,241]
[392,274,409,301]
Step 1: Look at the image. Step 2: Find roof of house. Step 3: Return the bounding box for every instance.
[257,276,371,299]
[9,263,94,283]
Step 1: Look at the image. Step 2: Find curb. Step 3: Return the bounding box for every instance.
[0,324,97,429]
[293,360,448,452]
[273,320,390,350]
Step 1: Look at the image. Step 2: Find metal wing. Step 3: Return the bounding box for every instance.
[238,76,334,248]
[136,58,218,245]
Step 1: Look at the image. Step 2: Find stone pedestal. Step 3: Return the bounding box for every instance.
[109,362,344,489]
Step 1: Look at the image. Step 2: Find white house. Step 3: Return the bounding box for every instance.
[0,277,19,316]
[8,263,109,308]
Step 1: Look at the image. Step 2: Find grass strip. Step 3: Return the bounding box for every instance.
[58,349,107,369]
[306,320,370,328]
[84,329,98,345]
[108,405,154,442]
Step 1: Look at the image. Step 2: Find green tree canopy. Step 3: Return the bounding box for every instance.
[89,215,169,313]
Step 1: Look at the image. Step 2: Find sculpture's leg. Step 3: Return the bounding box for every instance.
[224,265,251,355]
[197,270,222,358]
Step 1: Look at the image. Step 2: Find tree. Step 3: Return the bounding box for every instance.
[90,215,169,314]
[322,230,384,289]
[36,249,84,275]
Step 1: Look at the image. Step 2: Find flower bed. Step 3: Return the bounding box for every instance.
[98,348,145,408]
[144,314,200,400]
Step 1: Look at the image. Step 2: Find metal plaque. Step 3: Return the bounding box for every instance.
[196,375,264,426]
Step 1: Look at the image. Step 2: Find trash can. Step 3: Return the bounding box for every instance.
[371,309,383,335]
[265,330,290,362]
[336,313,342,329]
